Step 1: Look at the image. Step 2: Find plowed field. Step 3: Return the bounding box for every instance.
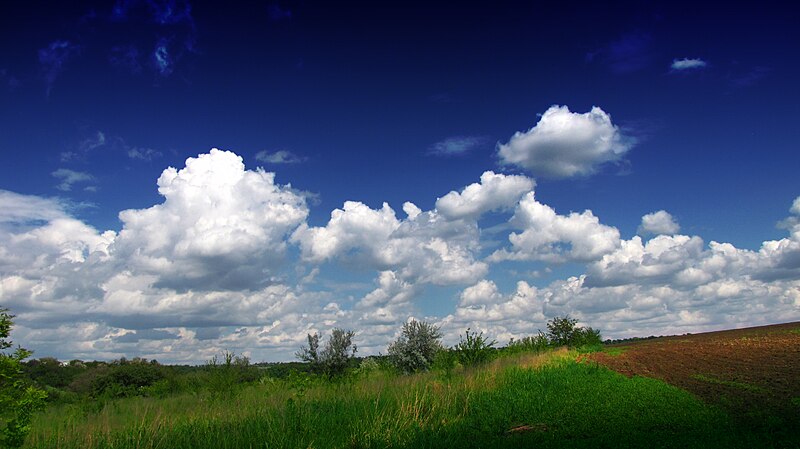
[587,321,800,429]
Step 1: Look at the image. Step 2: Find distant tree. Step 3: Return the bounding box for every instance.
[546,316,579,346]
[387,320,443,373]
[1,308,47,448]
[296,328,357,378]
[546,316,602,348]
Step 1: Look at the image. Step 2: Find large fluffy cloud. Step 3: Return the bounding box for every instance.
[292,201,488,286]
[490,192,621,263]
[115,149,308,291]
[497,105,635,178]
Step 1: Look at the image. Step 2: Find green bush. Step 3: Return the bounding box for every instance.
[432,348,457,379]
[90,358,166,398]
[454,328,496,367]
[387,320,443,374]
[296,328,357,378]
[505,332,549,354]
[1,307,47,448]
[203,351,258,395]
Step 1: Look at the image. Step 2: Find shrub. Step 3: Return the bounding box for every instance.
[1,308,47,448]
[572,326,603,348]
[203,350,258,395]
[432,348,457,379]
[354,357,381,377]
[387,320,443,374]
[506,331,550,354]
[454,328,496,367]
[90,358,166,398]
[296,328,357,378]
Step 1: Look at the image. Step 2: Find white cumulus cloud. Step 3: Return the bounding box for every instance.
[638,210,680,235]
[497,105,635,178]
[435,171,534,221]
[115,149,308,291]
[490,191,621,263]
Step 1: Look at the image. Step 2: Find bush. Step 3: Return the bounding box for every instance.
[572,326,603,348]
[90,358,166,398]
[387,320,443,374]
[454,328,496,367]
[1,307,47,448]
[296,328,357,378]
[203,350,258,395]
[546,316,602,348]
[506,332,550,354]
[432,349,457,379]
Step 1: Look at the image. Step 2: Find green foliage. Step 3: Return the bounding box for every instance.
[546,316,602,349]
[454,328,496,367]
[202,350,258,396]
[546,315,579,346]
[505,332,550,354]
[25,350,794,449]
[354,357,381,377]
[23,358,84,390]
[432,348,457,379]
[90,358,166,398]
[0,308,47,448]
[387,320,443,374]
[296,328,357,378]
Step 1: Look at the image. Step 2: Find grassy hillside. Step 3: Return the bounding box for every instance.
[23,346,793,449]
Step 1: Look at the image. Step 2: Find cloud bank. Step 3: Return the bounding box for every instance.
[1,150,798,363]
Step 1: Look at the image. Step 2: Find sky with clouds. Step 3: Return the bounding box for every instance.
[1,1,799,363]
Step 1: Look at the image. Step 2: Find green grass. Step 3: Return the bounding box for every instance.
[23,350,794,449]
[600,346,627,356]
[691,374,766,393]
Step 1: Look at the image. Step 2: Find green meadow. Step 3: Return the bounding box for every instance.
[22,348,788,449]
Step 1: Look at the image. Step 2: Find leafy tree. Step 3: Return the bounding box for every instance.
[296,328,357,378]
[454,328,496,367]
[571,326,603,348]
[546,315,602,348]
[546,315,579,346]
[1,308,47,448]
[387,320,443,373]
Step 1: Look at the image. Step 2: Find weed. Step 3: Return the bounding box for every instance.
[691,374,766,393]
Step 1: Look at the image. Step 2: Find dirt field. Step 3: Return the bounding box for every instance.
[587,321,800,425]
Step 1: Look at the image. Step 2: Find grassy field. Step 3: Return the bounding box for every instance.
[23,345,796,449]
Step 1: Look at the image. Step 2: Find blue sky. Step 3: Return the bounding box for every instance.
[1,1,799,363]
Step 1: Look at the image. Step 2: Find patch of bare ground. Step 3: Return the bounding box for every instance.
[587,321,800,428]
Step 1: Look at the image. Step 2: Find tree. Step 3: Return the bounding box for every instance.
[387,320,443,373]
[296,328,357,378]
[1,308,47,448]
[546,315,579,346]
[546,315,602,348]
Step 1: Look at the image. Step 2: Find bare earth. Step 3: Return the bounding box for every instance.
[586,321,800,423]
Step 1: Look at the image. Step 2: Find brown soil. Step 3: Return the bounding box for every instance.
[586,321,800,423]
